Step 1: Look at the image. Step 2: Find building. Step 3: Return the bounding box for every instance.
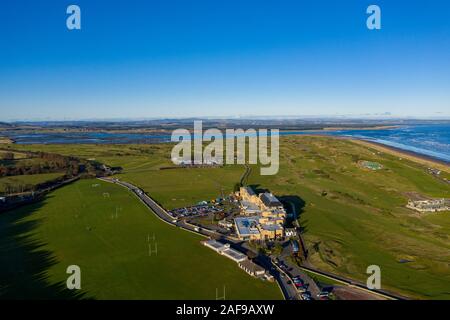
[203,239,230,253]
[234,216,284,241]
[259,215,284,225]
[238,260,266,277]
[221,248,248,263]
[202,239,271,281]
[259,224,284,240]
[202,240,247,262]
[240,186,258,203]
[259,192,284,210]
[285,228,297,238]
[240,200,262,215]
[360,160,383,170]
[234,217,262,241]
[407,199,450,212]
[235,187,288,241]
[218,219,233,229]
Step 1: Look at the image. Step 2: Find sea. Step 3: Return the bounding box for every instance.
[285,124,450,163]
[2,124,449,163]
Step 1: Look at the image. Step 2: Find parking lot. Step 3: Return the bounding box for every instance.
[168,204,223,218]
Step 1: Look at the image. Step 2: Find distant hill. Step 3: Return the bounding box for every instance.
[0,122,12,128]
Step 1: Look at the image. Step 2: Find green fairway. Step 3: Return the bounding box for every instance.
[246,136,450,299]
[0,179,282,299]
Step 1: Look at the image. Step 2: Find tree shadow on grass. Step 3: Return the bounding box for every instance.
[0,196,91,300]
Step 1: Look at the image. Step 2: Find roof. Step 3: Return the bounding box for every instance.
[240,200,261,212]
[260,224,283,231]
[260,192,282,207]
[203,240,230,252]
[204,239,225,250]
[222,248,247,262]
[241,186,256,196]
[239,260,265,273]
[234,217,260,235]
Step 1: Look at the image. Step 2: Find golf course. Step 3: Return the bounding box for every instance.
[3,135,450,299]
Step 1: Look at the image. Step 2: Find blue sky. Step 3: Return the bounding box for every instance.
[0,0,449,120]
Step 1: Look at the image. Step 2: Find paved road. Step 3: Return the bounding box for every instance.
[277,244,321,299]
[99,177,217,237]
[99,177,300,300]
[112,176,404,300]
[297,265,405,300]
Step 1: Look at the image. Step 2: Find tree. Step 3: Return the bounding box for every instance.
[272,242,283,256]
[1,152,14,161]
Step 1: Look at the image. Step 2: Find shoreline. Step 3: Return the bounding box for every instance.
[0,137,14,144]
[2,129,449,172]
[347,138,450,173]
[1,124,399,135]
[281,132,450,172]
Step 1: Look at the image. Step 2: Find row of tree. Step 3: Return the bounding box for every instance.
[0,149,106,179]
[0,152,15,161]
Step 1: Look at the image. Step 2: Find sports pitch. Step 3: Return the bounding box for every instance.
[0,179,282,299]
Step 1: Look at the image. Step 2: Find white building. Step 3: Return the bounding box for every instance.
[202,240,248,263]
[407,199,450,212]
[285,228,297,238]
[218,219,233,229]
[238,260,266,277]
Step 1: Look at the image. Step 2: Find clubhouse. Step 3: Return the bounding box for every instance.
[407,198,450,212]
[234,187,287,241]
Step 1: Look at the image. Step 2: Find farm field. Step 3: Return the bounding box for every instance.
[0,179,282,299]
[8,135,450,299]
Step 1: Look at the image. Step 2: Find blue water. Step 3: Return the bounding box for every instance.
[314,124,450,163]
[2,132,171,145]
[2,124,449,163]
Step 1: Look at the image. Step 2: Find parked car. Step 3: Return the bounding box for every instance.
[317,291,330,298]
[301,292,312,300]
[296,287,307,293]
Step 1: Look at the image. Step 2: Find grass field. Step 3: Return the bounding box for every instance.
[0,179,282,299]
[9,136,450,299]
[0,173,64,193]
[247,136,450,299]
[10,144,243,209]
[0,149,27,159]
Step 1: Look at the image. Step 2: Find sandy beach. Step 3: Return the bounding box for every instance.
[350,138,450,174]
[0,137,13,144]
